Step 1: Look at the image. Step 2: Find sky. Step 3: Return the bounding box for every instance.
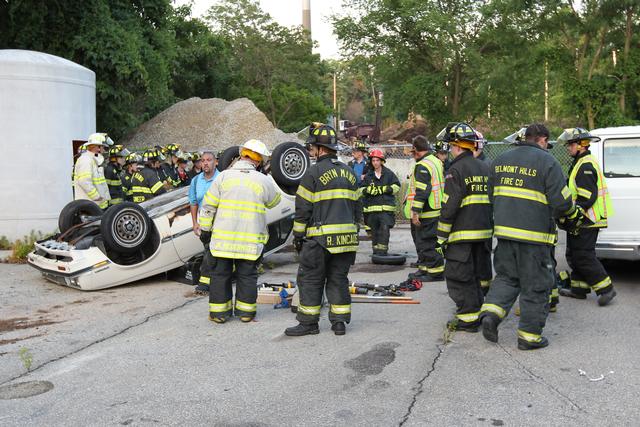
[174,0,343,59]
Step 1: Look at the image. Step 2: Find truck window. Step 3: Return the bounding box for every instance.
[603,138,640,178]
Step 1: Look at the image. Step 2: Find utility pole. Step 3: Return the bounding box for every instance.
[544,60,549,121]
[333,73,337,130]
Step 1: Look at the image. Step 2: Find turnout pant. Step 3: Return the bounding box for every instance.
[296,240,356,325]
[481,239,555,343]
[208,256,259,320]
[565,228,613,296]
[197,248,217,288]
[445,241,492,325]
[411,217,444,275]
[369,212,395,254]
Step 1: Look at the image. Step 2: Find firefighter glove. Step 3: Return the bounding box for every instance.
[200,230,212,246]
[435,239,446,257]
[293,237,304,253]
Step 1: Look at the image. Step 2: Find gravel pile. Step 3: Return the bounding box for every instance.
[121,97,300,152]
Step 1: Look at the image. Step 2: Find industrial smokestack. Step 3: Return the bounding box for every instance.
[302,0,311,36]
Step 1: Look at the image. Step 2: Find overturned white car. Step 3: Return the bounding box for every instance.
[27,142,310,290]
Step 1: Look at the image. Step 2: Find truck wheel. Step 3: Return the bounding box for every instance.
[58,200,103,233]
[217,146,240,171]
[270,142,310,187]
[100,202,152,254]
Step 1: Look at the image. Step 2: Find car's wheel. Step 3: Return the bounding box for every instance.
[100,202,152,254]
[217,146,240,171]
[371,253,407,265]
[58,200,103,233]
[270,142,310,187]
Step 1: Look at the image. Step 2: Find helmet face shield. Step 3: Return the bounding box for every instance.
[503,127,527,144]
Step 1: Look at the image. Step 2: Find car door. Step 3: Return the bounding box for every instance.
[595,132,640,243]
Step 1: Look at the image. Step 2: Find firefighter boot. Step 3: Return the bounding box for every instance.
[517,336,549,351]
[597,289,617,307]
[559,288,587,299]
[285,323,319,336]
[481,313,500,343]
[447,319,479,333]
[331,322,346,336]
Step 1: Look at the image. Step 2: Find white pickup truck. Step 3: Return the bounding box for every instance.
[589,126,640,260]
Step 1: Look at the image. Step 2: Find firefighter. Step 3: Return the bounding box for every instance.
[480,123,582,350]
[198,139,281,323]
[189,152,203,179]
[129,148,167,202]
[557,128,616,306]
[435,123,493,332]
[73,133,113,209]
[348,141,369,185]
[162,143,182,187]
[104,144,130,206]
[404,135,445,282]
[189,151,220,294]
[121,153,143,202]
[175,155,191,187]
[285,125,360,336]
[360,149,401,255]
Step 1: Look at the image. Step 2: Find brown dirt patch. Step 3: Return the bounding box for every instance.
[0,317,61,333]
[0,333,44,346]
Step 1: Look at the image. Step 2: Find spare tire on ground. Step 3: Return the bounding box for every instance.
[217,146,240,171]
[100,202,152,254]
[270,141,310,188]
[371,253,407,265]
[58,200,103,233]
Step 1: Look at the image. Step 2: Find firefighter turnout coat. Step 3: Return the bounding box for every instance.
[437,151,492,244]
[489,142,574,245]
[567,150,613,228]
[361,165,401,215]
[293,154,361,254]
[198,159,281,261]
[104,162,125,205]
[409,153,445,219]
[73,152,110,209]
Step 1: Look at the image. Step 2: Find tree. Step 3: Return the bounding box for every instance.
[206,0,329,132]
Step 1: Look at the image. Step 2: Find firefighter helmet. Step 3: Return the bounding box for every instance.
[503,127,527,145]
[353,140,368,152]
[368,149,385,162]
[109,145,131,158]
[308,125,339,151]
[447,122,478,150]
[242,139,271,158]
[142,148,164,163]
[87,133,114,148]
[165,143,181,154]
[557,127,601,147]
[125,153,142,165]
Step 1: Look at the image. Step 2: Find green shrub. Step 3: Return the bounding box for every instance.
[0,235,11,250]
[9,231,43,263]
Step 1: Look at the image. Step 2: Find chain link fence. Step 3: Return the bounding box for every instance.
[346,142,573,222]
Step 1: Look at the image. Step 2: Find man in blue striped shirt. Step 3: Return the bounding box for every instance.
[189,151,220,293]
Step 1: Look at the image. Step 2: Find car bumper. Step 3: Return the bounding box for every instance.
[595,241,640,261]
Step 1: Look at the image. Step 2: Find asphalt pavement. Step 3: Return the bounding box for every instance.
[1,225,638,426]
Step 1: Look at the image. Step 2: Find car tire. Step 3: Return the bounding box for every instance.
[100,202,152,254]
[58,200,103,233]
[217,146,240,171]
[371,253,407,265]
[270,142,310,188]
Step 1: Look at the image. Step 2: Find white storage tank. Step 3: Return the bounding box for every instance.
[0,50,95,241]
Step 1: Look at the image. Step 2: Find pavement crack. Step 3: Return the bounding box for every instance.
[497,343,586,413]
[0,296,204,386]
[399,343,446,426]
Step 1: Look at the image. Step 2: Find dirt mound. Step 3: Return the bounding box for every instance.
[121,97,300,152]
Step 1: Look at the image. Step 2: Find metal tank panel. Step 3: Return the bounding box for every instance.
[0,49,96,240]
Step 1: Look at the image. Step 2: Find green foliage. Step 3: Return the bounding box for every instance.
[206,0,330,132]
[0,236,11,250]
[9,231,43,263]
[334,0,640,138]
[19,347,33,371]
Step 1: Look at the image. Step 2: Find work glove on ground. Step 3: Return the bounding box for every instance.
[199,230,212,247]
